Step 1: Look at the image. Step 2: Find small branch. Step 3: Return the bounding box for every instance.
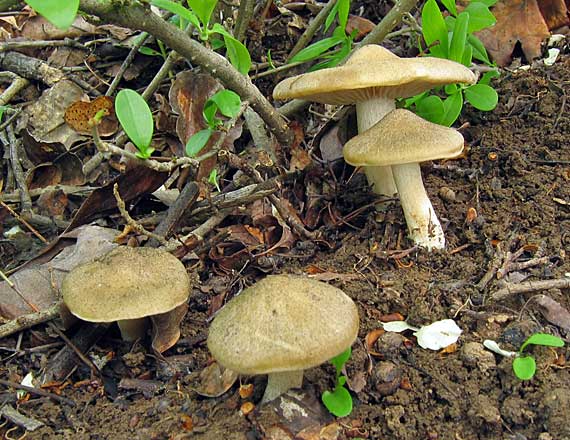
[106,31,150,96]
[287,0,338,61]
[1,126,32,214]
[358,0,420,46]
[0,72,29,106]
[492,278,570,301]
[113,183,169,245]
[0,304,60,340]
[0,379,76,407]
[79,0,292,145]
[0,51,64,85]
[0,38,87,52]
[234,0,256,43]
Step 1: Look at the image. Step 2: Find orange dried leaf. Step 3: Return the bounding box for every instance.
[64,96,118,136]
[365,328,385,356]
[240,401,255,416]
[538,0,570,29]
[239,383,254,399]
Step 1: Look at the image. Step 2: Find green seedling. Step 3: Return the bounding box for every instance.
[151,0,251,74]
[512,333,565,380]
[185,89,242,157]
[322,347,353,417]
[289,0,355,70]
[115,89,155,159]
[24,0,79,30]
[405,0,499,126]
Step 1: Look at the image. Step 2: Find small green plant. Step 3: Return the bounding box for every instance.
[24,0,79,30]
[185,89,242,157]
[151,0,251,74]
[115,89,155,159]
[289,0,355,70]
[512,333,565,380]
[405,0,500,126]
[322,347,353,417]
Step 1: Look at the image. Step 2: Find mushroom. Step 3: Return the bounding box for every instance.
[61,246,191,341]
[273,45,476,200]
[343,109,464,250]
[207,275,359,403]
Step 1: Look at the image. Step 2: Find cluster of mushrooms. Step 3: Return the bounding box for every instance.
[273,45,476,250]
[62,247,359,403]
[61,44,477,404]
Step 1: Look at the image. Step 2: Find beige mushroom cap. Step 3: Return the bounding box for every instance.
[343,109,465,167]
[62,246,191,322]
[207,275,359,375]
[273,45,477,105]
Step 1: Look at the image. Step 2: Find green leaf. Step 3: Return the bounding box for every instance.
[330,347,351,376]
[186,128,213,157]
[449,12,469,63]
[461,43,473,66]
[187,0,217,26]
[513,356,536,380]
[464,2,496,32]
[210,24,251,74]
[322,385,353,417]
[520,333,565,352]
[0,105,9,122]
[467,34,491,64]
[440,0,457,16]
[464,84,498,111]
[422,0,449,58]
[115,89,154,153]
[151,0,201,30]
[139,46,162,57]
[25,0,78,30]
[337,0,350,29]
[208,168,221,191]
[416,95,444,124]
[206,89,242,118]
[477,0,498,6]
[324,2,340,32]
[479,69,500,86]
[440,91,463,126]
[289,31,345,63]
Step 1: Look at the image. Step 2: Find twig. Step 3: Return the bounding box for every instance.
[106,32,150,96]
[0,72,29,106]
[1,126,32,214]
[0,51,64,85]
[168,209,230,253]
[234,0,256,43]
[0,379,76,407]
[492,278,570,301]
[287,0,338,60]
[0,38,87,52]
[113,183,169,245]
[0,304,61,340]
[358,0,420,46]
[0,201,48,243]
[79,0,292,145]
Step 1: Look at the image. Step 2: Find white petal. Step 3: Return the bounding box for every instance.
[483,339,516,358]
[413,319,462,350]
[382,321,419,333]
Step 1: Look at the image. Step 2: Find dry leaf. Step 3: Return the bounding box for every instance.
[346,15,375,40]
[476,0,551,66]
[538,0,570,29]
[192,362,238,397]
[64,96,118,136]
[535,294,570,331]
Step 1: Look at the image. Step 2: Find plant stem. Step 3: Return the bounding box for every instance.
[234,0,256,42]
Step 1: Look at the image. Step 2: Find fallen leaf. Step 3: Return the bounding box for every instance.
[20,15,97,40]
[538,0,570,29]
[64,96,118,136]
[346,15,375,40]
[150,302,189,353]
[535,294,570,331]
[365,328,385,357]
[476,0,551,66]
[192,361,238,397]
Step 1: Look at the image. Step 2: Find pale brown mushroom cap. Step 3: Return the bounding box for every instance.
[343,109,465,167]
[273,45,477,105]
[62,246,191,322]
[207,275,359,375]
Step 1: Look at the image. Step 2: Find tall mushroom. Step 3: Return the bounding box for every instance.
[344,109,464,250]
[273,45,476,200]
[207,275,359,403]
[62,246,191,341]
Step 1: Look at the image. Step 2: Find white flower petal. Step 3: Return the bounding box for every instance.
[413,319,462,350]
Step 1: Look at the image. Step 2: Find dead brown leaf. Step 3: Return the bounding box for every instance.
[535,294,570,331]
[538,0,570,29]
[192,361,238,397]
[476,0,551,66]
[346,15,375,40]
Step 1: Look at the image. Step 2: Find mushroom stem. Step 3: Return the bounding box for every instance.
[391,162,445,250]
[356,97,397,200]
[117,318,149,342]
[262,370,304,403]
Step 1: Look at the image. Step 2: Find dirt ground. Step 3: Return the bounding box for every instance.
[1,15,570,440]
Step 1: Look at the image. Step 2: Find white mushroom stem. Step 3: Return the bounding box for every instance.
[117,318,149,342]
[262,370,304,403]
[391,163,445,250]
[356,97,397,199]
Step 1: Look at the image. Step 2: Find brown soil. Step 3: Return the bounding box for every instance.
[2,42,570,440]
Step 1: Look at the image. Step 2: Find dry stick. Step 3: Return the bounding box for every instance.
[0,72,29,106]
[0,128,31,214]
[0,379,76,407]
[106,32,150,96]
[492,278,570,302]
[0,38,87,52]
[234,0,256,43]
[0,304,60,340]
[0,51,64,85]
[0,201,49,243]
[219,150,317,240]
[287,0,338,60]
[79,0,291,146]
[1,185,97,203]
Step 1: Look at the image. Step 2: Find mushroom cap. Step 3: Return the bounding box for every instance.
[343,109,465,166]
[62,246,191,322]
[207,275,359,375]
[273,45,476,105]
